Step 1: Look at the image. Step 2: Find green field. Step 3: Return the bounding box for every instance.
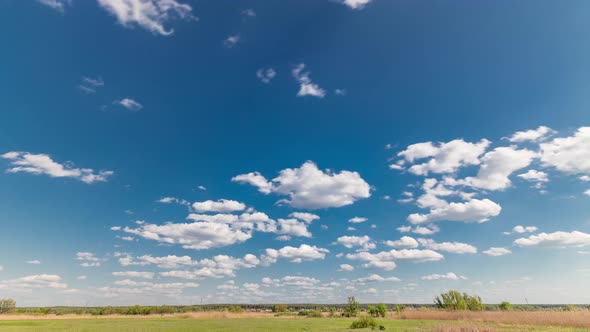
[0,318,586,332]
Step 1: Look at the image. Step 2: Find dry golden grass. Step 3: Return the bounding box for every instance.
[0,311,278,321]
[396,309,590,329]
[431,325,496,332]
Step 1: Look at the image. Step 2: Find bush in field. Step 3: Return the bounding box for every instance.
[36,307,51,315]
[435,290,484,311]
[227,305,244,313]
[394,304,406,316]
[298,310,322,317]
[435,291,466,310]
[0,299,16,314]
[350,316,377,329]
[465,294,484,311]
[376,303,387,318]
[329,307,337,317]
[565,304,578,312]
[499,301,512,311]
[343,296,360,317]
[272,304,287,313]
[368,305,378,317]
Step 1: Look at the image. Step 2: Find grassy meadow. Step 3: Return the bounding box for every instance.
[1,311,590,332]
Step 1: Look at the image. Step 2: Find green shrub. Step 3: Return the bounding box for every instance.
[499,301,513,311]
[227,305,244,313]
[376,303,387,318]
[343,296,360,317]
[350,316,377,329]
[465,294,484,311]
[272,304,287,313]
[0,299,16,314]
[329,307,337,317]
[298,310,322,317]
[565,304,578,312]
[434,290,483,311]
[367,305,378,317]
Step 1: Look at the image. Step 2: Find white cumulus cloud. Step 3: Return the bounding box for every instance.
[2,152,113,184]
[97,0,194,36]
[233,161,371,209]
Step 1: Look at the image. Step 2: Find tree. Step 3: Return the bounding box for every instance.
[376,303,387,318]
[499,301,512,311]
[435,291,483,311]
[435,290,467,310]
[0,299,16,314]
[343,296,360,317]
[465,294,484,311]
[272,304,287,313]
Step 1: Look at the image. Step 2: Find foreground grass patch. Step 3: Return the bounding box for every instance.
[0,317,588,332]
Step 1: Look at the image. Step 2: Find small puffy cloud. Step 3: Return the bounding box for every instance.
[354,274,400,283]
[580,176,590,182]
[233,161,371,209]
[241,9,256,18]
[117,98,143,111]
[2,151,113,184]
[97,0,194,36]
[124,218,252,250]
[348,217,368,223]
[346,249,444,271]
[453,147,537,191]
[231,172,273,194]
[408,198,501,224]
[77,275,87,280]
[508,126,555,142]
[289,212,320,224]
[421,272,467,281]
[397,139,490,176]
[292,64,326,98]
[483,247,512,256]
[340,0,372,9]
[79,76,104,93]
[158,197,190,206]
[197,185,207,191]
[417,239,477,254]
[585,189,590,196]
[517,170,549,182]
[397,225,411,233]
[339,264,354,271]
[112,271,155,279]
[412,225,440,235]
[26,260,41,265]
[261,244,329,264]
[77,252,104,268]
[0,274,67,290]
[37,0,71,12]
[110,226,122,231]
[256,68,276,84]
[192,199,246,213]
[224,34,240,48]
[276,218,312,238]
[512,225,538,234]
[540,127,590,174]
[385,236,419,249]
[281,276,320,287]
[336,235,376,251]
[128,254,260,280]
[514,231,590,248]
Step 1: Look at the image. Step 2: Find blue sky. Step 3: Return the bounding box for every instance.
[1,0,590,306]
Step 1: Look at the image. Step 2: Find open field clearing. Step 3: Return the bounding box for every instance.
[1,311,590,332]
